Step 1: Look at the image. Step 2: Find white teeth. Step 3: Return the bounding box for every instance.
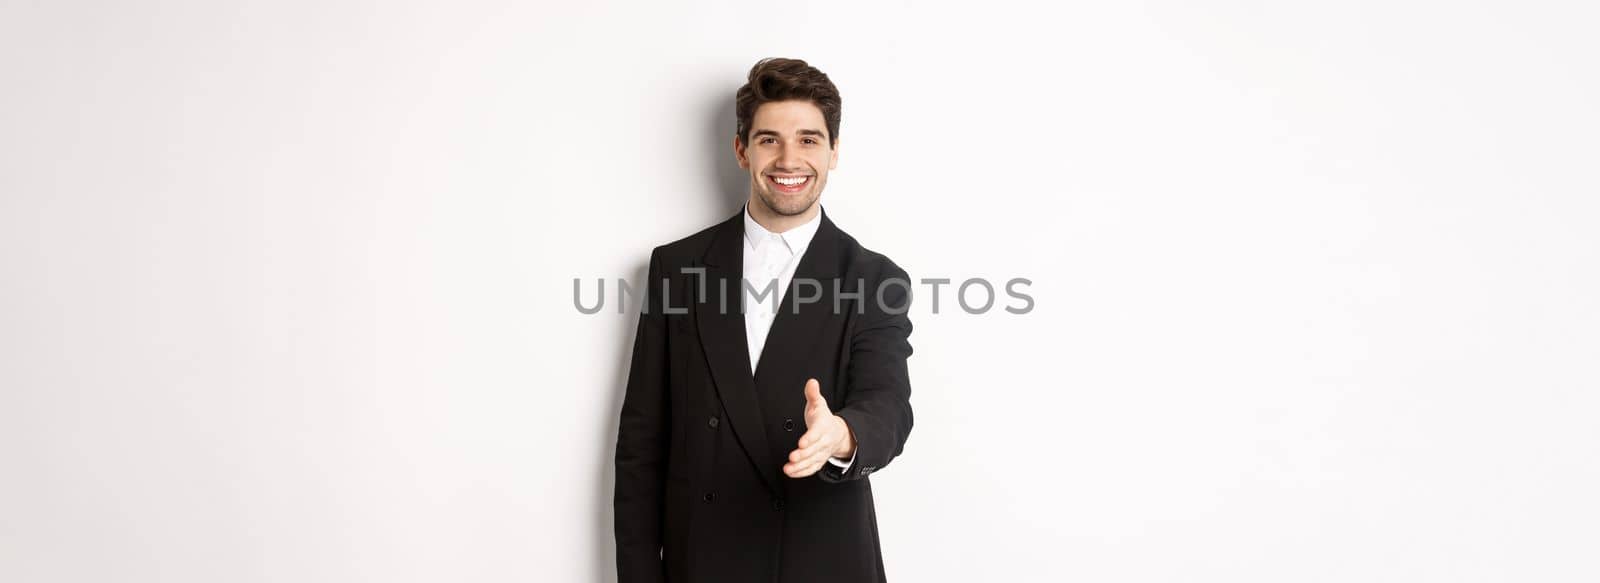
[773,176,808,186]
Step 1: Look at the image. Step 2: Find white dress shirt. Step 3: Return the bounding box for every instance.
[741,206,855,471]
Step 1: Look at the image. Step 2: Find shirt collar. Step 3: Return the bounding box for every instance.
[743,204,822,256]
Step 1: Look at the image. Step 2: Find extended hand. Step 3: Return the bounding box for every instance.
[784,378,856,478]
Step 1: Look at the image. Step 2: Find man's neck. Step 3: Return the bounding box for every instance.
[746,196,820,234]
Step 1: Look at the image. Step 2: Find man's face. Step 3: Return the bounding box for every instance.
[735,100,839,217]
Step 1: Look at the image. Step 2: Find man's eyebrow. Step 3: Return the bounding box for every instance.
[751,128,829,139]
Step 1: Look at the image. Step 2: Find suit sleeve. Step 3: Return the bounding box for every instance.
[614,248,670,583]
[820,262,914,483]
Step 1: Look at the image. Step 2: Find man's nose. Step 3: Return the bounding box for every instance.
[775,145,804,170]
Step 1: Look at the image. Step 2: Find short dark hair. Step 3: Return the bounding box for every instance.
[735,57,842,149]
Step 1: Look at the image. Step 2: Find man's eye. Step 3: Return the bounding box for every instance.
[804,138,817,144]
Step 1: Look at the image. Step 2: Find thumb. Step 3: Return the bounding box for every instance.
[804,378,823,406]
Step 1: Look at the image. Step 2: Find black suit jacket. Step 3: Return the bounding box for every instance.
[614,207,915,583]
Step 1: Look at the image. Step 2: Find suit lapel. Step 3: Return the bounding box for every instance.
[749,212,843,473]
[752,211,843,378]
[694,211,781,497]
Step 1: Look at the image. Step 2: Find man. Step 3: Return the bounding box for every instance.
[613,57,915,583]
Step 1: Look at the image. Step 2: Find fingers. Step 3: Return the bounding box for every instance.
[784,444,832,477]
[790,434,832,466]
[784,459,820,478]
[787,458,825,477]
[796,442,833,469]
[789,424,838,467]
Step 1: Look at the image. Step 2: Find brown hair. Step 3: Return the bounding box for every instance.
[735,57,842,149]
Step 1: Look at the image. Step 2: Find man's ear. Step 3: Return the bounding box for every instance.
[734,135,749,169]
[829,137,840,170]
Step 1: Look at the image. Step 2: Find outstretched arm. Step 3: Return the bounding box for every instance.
[819,266,914,483]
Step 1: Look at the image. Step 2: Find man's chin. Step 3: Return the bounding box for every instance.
[758,192,818,217]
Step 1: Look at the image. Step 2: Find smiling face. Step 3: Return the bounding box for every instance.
[735,99,839,219]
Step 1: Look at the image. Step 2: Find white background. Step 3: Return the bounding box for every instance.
[3,1,1597,581]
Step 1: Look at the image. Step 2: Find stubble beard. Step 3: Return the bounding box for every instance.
[753,175,822,217]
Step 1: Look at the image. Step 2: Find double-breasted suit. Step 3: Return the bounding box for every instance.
[614,207,915,583]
